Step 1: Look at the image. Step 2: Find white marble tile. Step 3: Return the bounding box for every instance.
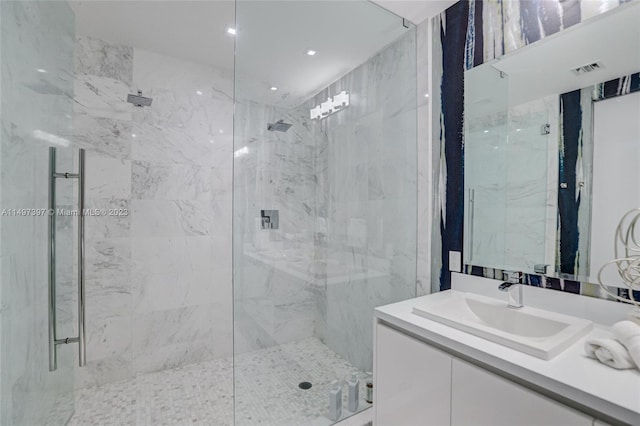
[131,121,214,166]
[131,160,211,201]
[85,277,132,320]
[86,155,131,199]
[85,198,131,239]
[85,238,132,283]
[84,315,132,360]
[75,35,133,84]
[69,113,132,159]
[73,73,133,121]
[74,355,133,390]
[132,236,216,313]
[131,200,212,237]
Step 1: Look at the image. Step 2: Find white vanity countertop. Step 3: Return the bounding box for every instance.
[375,284,640,425]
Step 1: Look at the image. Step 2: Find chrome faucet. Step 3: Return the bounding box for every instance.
[498,282,523,309]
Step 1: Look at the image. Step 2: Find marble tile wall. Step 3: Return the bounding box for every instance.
[232,98,320,354]
[70,35,233,387]
[309,30,418,371]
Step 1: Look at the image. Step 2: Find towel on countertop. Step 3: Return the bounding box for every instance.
[584,338,636,370]
[613,320,640,368]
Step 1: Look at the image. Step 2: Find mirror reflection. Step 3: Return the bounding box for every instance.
[463,2,640,287]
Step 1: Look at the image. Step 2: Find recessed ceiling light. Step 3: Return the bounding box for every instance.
[196,90,203,96]
[131,134,137,138]
[227,27,236,35]
[37,68,47,73]
[270,87,278,91]
[306,50,317,56]
[516,128,521,132]
[484,130,489,133]
[424,93,430,98]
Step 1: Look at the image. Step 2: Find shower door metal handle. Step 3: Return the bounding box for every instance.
[48,147,86,371]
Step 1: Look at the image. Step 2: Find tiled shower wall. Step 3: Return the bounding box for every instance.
[232,98,319,354]
[310,29,418,370]
[233,27,419,372]
[70,36,233,388]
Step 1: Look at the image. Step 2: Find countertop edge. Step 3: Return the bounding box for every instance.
[374,303,640,426]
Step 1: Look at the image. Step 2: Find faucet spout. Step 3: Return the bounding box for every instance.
[498,282,523,309]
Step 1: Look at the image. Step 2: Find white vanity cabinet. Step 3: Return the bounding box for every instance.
[374,323,452,426]
[374,323,593,426]
[450,358,592,425]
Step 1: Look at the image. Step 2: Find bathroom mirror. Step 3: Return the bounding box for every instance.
[463,2,640,287]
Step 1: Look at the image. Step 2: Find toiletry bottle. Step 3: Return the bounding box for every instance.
[328,380,342,421]
[347,370,359,412]
[365,372,373,404]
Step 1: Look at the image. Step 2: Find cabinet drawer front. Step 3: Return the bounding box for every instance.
[375,323,452,426]
[451,358,592,426]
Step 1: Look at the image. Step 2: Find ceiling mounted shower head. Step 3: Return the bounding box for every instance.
[127,90,153,107]
[267,119,293,132]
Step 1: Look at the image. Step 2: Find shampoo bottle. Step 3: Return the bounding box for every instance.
[347,370,359,412]
[329,380,342,421]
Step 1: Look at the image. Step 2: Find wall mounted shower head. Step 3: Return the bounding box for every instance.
[127,90,153,107]
[267,119,293,132]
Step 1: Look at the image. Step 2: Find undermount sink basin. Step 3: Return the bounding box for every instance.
[412,290,593,360]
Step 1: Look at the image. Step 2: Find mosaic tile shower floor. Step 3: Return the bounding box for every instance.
[68,338,370,426]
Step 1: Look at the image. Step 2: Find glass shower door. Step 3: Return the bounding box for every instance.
[232,1,417,424]
[1,1,77,424]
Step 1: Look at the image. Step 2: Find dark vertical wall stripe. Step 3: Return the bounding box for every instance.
[558,90,582,275]
[439,1,469,291]
[632,73,640,92]
[560,0,582,28]
[519,0,542,45]
[539,1,562,36]
[473,0,484,67]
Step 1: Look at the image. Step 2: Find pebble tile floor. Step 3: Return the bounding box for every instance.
[68,338,370,426]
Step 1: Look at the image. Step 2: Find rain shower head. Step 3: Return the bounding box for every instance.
[267,119,293,132]
[127,90,153,107]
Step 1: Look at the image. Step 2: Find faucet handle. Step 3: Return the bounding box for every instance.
[498,282,517,291]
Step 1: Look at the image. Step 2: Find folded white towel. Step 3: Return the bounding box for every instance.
[613,320,640,368]
[584,338,636,369]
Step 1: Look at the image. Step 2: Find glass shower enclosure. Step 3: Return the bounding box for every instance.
[232,1,418,424]
[0,1,417,425]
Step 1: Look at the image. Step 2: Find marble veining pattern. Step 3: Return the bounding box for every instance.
[71,34,233,388]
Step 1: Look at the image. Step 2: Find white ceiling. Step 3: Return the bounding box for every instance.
[371,0,457,24]
[70,0,445,108]
[69,1,236,72]
[493,1,640,105]
[233,1,408,107]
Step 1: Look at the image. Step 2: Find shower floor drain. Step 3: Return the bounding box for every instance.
[298,382,312,390]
